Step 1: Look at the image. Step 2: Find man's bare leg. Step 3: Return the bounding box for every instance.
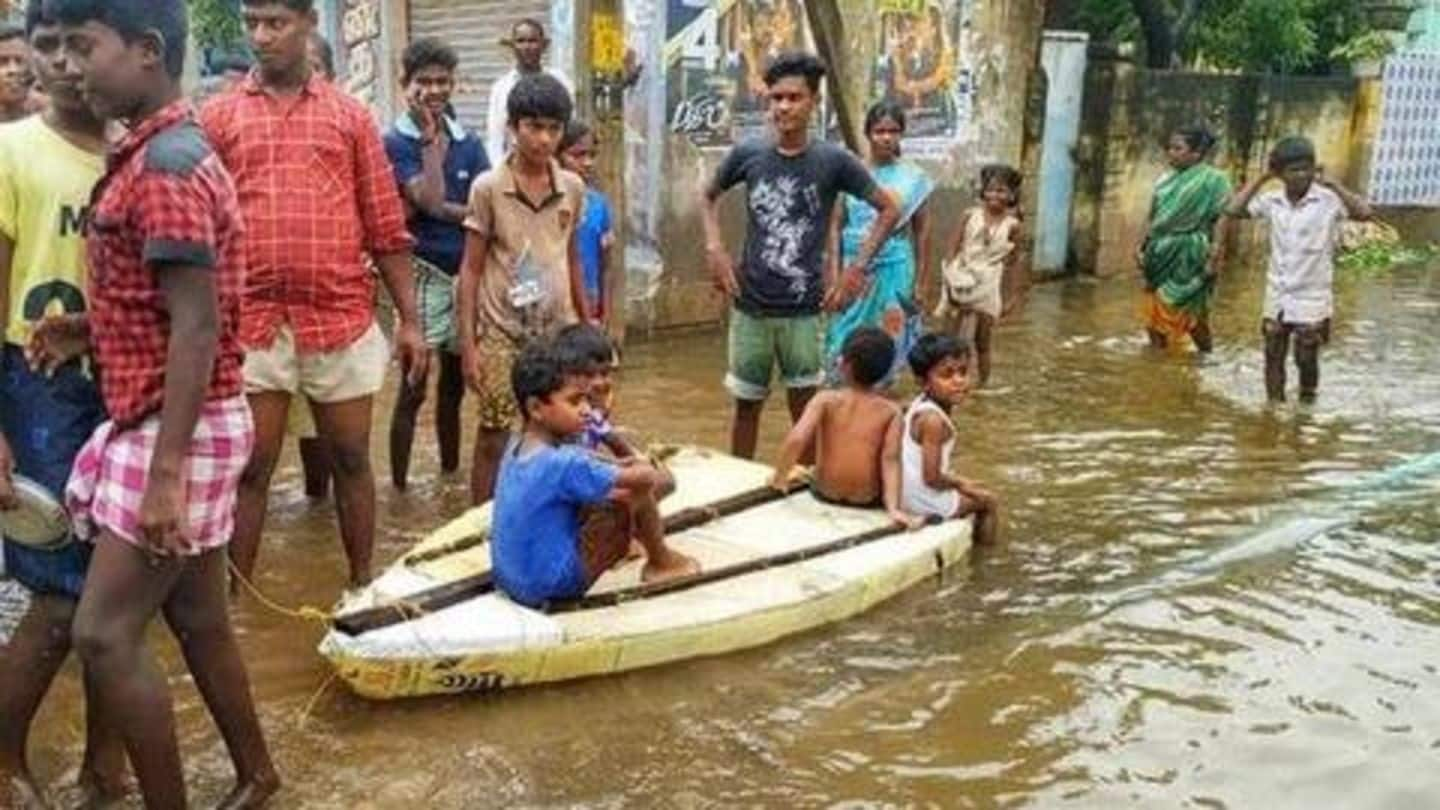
[298,436,331,500]
[731,398,764,460]
[630,489,699,583]
[974,315,995,386]
[469,428,509,505]
[72,536,188,810]
[1295,327,1322,404]
[162,549,278,809]
[230,392,291,593]
[310,396,377,588]
[387,359,429,491]
[0,593,75,806]
[958,485,1001,546]
[435,352,464,475]
[1263,321,1289,403]
[77,666,128,805]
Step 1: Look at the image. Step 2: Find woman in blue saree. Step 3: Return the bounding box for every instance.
[825,101,936,383]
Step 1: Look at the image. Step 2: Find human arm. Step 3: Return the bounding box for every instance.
[769,392,828,489]
[701,148,748,299]
[485,79,508,170]
[1318,172,1374,221]
[456,230,488,393]
[821,199,844,309]
[375,252,428,386]
[600,429,638,460]
[837,183,901,303]
[567,219,590,326]
[945,210,968,265]
[916,411,965,493]
[599,201,616,326]
[404,139,468,224]
[1208,212,1233,278]
[882,412,923,530]
[1224,170,1276,219]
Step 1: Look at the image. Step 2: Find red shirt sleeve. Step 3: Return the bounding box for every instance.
[134,166,221,270]
[350,104,413,256]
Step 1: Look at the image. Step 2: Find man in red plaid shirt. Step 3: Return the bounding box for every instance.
[34,0,280,806]
[201,0,428,592]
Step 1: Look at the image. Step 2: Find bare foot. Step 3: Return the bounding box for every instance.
[3,770,51,810]
[641,549,700,584]
[623,539,644,562]
[216,771,281,810]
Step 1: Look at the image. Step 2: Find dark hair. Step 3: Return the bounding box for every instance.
[554,323,615,373]
[0,22,24,43]
[240,0,314,12]
[511,340,569,415]
[864,100,907,136]
[559,119,594,153]
[1270,136,1316,170]
[401,36,458,85]
[309,32,334,79]
[841,328,896,388]
[908,332,971,380]
[507,71,572,126]
[762,51,826,94]
[1171,124,1217,156]
[46,0,188,79]
[23,0,48,36]
[211,52,252,75]
[513,18,546,40]
[979,163,1022,195]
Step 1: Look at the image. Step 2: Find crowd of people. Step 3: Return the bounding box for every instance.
[0,0,1375,807]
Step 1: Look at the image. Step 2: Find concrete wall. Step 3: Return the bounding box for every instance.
[1071,58,1376,277]
[640,0,1047,330]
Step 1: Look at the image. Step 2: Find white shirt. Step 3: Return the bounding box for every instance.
[1247,185,1346,323]
[901,397,960,519]
[485,67,574,165]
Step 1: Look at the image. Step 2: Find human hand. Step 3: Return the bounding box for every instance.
[461,346,484,394]
[408,86,441,144]
[824,265,868,311]
[137,472,190,556]
[26,314,89,375]
[0,433,17,511]
[889,509,926,531]
[707,245,738,298]
[394,322,429,387]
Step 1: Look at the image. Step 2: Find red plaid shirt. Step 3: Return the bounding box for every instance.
[87,100,245,427]
[200,75,412,353]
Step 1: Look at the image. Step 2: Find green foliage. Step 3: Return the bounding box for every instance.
[1330,31,1396,64]
[1192,0,1317,73]
[188,0,245,51]
[1338,241,1440,275]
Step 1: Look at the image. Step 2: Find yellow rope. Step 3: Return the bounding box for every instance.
[226,558,334,625]
[296,670,339,729]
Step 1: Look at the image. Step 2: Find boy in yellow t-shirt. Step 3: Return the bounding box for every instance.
[0,4,123,806]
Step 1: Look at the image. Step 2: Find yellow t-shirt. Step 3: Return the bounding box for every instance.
[0,115,104,346]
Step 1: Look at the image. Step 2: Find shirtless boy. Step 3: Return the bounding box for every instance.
[770,327,920,528]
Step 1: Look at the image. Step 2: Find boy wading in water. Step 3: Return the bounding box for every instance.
[457,73,590,505]
[0,3,125,805]
[38,1,279,806]
[770,327,922,529]
[490,342,697,608]
[701,52,898,460]
[1225,137,1372,404]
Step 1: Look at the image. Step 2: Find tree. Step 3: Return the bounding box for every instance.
[188,0,245,52]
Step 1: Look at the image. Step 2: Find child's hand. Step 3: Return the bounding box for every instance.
[889,509,926,531]
[26,314,89,375]
[0,433,17,511]
[461,347,484,394]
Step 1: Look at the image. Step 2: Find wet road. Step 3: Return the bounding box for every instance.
[9,258,1440,808]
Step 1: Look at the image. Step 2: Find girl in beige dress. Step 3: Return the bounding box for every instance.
[936,165,1022,385]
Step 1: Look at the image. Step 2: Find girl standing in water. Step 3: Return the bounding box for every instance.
[937,164,1022,387]
[1136,125,1232,353]
[824,101,936,385]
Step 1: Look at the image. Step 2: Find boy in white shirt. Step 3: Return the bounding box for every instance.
[1226,136,1372,404]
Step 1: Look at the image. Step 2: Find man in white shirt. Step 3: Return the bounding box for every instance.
[1226,136,1372,404]
[486,18,573,163]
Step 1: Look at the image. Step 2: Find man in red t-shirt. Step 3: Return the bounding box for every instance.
[201,0,427,592]
[34,1,279,806]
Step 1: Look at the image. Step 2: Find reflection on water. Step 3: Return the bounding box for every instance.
[10,262,1440,808]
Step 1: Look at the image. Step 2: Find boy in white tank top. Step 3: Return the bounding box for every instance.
[901,334,1000,545]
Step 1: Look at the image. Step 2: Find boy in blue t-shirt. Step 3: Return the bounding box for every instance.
[490,341,698,607]
[558,121,614,323]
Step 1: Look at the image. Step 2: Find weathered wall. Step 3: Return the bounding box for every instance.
[1071,59,1373,277]
[639,0,1047,330]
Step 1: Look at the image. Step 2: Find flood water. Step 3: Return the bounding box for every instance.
[8,259,1440,808]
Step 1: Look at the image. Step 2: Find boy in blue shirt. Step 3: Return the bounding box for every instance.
[384,37,490,489]
[491,341,697,607]
[558,121,614,323]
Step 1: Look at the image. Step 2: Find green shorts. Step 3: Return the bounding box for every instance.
[414,256,458,352]
[725,308,823,401]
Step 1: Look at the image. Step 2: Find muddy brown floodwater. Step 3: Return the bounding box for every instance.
[8,260,1440,809]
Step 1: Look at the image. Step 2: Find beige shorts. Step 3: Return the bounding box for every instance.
[244,322,389,404]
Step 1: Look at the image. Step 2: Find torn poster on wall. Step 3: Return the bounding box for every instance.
[872,0,975,158]
[665,0,819,148]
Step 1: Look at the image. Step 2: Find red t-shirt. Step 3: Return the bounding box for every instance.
[87,100,245,426]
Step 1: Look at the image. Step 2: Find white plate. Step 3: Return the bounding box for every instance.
[0,476,70,549]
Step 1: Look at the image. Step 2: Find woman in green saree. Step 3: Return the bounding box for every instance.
[825,101,935,384]
[1137,125,1233,352]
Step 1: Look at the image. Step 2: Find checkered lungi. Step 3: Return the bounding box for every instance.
[65,396,254,554]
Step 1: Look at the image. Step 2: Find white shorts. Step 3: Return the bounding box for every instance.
[243,322,388,404]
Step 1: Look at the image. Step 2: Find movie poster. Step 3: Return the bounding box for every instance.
[666,0,815,147]
[872,0,974,157]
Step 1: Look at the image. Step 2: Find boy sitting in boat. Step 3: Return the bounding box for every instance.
[770,328,922,528]
[490,341,699,608]
[901,333,1000,544]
